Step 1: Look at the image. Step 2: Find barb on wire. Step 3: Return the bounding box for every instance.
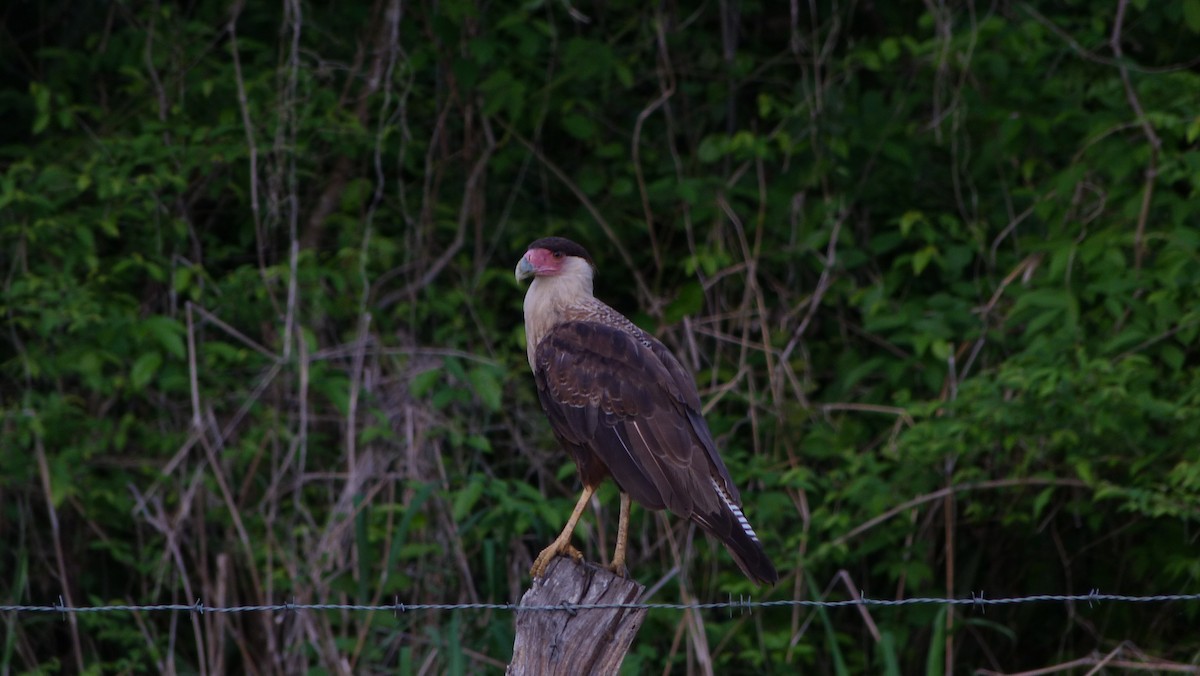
[2,592,1199,616]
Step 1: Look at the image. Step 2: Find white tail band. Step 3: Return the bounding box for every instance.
[710,477,761,543]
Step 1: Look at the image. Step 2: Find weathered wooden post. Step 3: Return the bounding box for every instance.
[507,557,647,675]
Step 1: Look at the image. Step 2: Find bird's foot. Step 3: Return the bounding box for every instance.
[530,541,584,579]
[605,560,628,578]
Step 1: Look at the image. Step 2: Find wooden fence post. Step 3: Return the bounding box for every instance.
[507,557,647,675]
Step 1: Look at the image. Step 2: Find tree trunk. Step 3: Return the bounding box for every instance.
[507,557,647,675]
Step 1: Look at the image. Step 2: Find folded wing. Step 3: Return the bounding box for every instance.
[533,320,778,584]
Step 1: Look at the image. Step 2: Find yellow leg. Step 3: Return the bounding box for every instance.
[608,492,631,577]
[530,485,595,578]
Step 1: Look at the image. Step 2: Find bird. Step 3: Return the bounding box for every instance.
[515,236,778,585]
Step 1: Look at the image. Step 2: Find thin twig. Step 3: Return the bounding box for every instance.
[502,122,656,310]
[32,429,85,673]
[1110,0,1161,275]
[377,135,495,307]
[226,0,275,320]
[1018,3,1200,73]
[631,15,676,273]
[830,478,1088,549]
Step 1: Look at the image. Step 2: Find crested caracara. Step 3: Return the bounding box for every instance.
[515,236,778,585]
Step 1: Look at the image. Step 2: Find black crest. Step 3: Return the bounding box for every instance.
[527,237,593,264]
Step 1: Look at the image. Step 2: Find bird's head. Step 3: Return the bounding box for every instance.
[515,237,595,282]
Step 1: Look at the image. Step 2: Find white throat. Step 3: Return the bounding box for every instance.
[522,256,595,368]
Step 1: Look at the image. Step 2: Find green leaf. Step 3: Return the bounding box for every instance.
[443,357,466,382]
[877,631,902,676]
[31,82,51,134]
[467,365,502,412]
[1186,117,1200,144]
[451,56,479,89]
[173,266,192,294]
[808,568,850,676]
[930,338,951,361]
[480,70,526,117]
[130,352,162,391]
[880,37,901,62]
[561,113,597,141]
[899,211,925,236]
[143,316,186,359]
[615,63,633,88]
[697,135,727,163]
[465,434,492,452]
[1075,460,1095,485]
[1184,0,1200,32]
[665,282,704,323]
[912,245,938,275]
[925,605,947,676]
[1032,486,1054,520]
[410,369,440,398]
[1161,343,1184,371]
[452,478,485,521]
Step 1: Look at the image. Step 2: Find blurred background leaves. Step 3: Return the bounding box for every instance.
[1,0,1198,672]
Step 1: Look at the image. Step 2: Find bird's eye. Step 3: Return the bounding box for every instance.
[553,251,563,259]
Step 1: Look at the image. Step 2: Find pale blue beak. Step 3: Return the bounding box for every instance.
[515,254,536,282]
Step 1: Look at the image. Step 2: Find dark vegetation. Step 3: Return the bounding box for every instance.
[2,0,1199,672]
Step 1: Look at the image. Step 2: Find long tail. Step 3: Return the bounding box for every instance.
[696,478,779,585]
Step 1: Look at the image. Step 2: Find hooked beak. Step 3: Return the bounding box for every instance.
[515,253,536,282]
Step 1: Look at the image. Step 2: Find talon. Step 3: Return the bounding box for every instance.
[529,550,553,579]
[530,541,585,578]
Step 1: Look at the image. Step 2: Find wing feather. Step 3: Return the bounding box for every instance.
[536,321,716,514]
[534,319,777,584]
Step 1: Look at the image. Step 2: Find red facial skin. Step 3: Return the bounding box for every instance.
[523,248,565,277]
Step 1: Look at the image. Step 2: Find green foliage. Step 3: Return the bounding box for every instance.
[2,0,1199,673]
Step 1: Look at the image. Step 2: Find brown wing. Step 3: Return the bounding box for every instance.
[640,332,742,504]
[534,320,778,584]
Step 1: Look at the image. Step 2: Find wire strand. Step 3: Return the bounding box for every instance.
[3,592,1198,615]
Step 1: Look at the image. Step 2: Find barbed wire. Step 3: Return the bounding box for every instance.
[3,591,1199,616]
